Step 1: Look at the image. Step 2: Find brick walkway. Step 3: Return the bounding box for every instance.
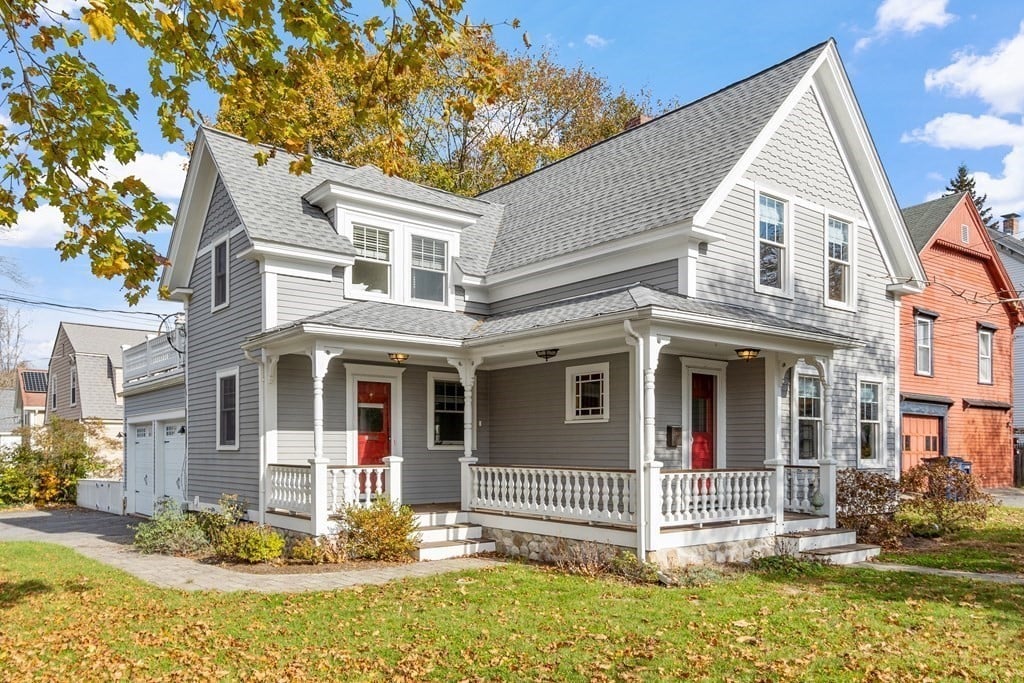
[0,508,502,593]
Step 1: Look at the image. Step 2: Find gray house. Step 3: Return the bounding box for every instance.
[989,213,1024,480]
[140,39,926,565]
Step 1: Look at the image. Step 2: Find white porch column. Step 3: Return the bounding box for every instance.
[311,343,340,462]
[810,356,837,526]
[764,353,790,526]
[449,357,482,510]
[309,457,329,536]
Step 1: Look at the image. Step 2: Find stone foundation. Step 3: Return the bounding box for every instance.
[648,536,776,567]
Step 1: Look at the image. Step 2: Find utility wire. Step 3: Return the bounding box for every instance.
[0,291,168,319]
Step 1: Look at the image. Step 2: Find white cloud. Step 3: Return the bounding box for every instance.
[0,205,69,248]
[584,34,610,49]
[901,113,1024,149]
[94,150,188,202]
[857,0,955,50]
[924,22,1024,115]
[969,145,1024,215]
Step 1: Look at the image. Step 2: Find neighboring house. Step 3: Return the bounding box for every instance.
[47,322,152,467]
[900,194,1023,487]
[14,368,48,438]
[0,388,19,449]
[141,39,927,565]
[988,214,1024,471]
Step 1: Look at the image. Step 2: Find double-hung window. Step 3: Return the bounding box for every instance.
[216,368,239,450]
[859,381,882,463]
[428,374,464,448]
[212,238,229,310]
[797,376,822,460]
[411,236,447,303]
[826,217,852,306]
[352,225,392,295]
[915,315,934,376]
[70,370,77,406]
[757,194,788,293]
[565,363,610,423]
[51,382,57,409]
[978,327,994,384]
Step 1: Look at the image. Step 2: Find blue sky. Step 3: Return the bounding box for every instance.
[2,0,1023,365]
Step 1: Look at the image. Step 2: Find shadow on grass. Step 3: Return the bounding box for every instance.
[0,579,52,609]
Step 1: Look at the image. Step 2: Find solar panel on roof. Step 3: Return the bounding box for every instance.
[21,371,47,393]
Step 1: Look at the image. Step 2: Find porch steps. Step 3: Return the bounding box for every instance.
[412,511,495,561]
[777,528,880,566]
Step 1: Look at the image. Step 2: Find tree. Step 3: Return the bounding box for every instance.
[217,35,664,196]
[945,164,997,230]
[0,306,25,389]
[0,1,509,303]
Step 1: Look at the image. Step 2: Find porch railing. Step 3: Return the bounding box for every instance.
[469,465,637,525]
[327,465,388,514]
[123,330,184,382]
[660,469,774,526]
[266,464,313,515]
[784,466,821,514]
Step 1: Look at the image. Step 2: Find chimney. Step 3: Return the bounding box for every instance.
[624,114,653,131]
[1001,212,1019,236]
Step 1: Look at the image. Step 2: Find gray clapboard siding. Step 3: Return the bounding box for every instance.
[186,181,263,506]
[487,354,629,470]
[275,355,346,463]
[277,270,346,324]
[47,327,82,422]
[727,359,766,468]
[124,383,185,419]
[993,242,1024,429]
[489,261,678,315]
[654,356,681,467]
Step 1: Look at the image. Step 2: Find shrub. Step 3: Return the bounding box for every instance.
[0,446,35,505]
[608,551,660,584]
[289,535,348,565]
[133,498,210,556]
[900,458,994,535]
[194,494,246,544]
[664,564,727,588]
[750,554,829,576]
[835,468,906,549]
[342,497,419,561]
[555,541,616,577]
[216,523,285,563]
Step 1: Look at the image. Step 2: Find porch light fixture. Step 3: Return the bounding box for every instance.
[387,352,410,364]
[735,348,761,361]
[535,348,559,362]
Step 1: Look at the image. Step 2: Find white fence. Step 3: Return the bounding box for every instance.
[784,466,821,514]
[76,479,125,515]
[267,464,313,514]
[660,469,774,526]
[267,462,391,518]
[469,466,637,525]
[327,466,388,513]
[123,331,184,382]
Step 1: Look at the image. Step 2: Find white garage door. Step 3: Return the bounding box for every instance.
[161,422,186,504]
[131,424,155,516]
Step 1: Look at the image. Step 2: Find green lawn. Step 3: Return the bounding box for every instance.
[2,542,1023,681]
[880,505,1024,574]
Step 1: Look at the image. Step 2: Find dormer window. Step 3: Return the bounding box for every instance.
[411,236,447,303]
[352,225,392,296]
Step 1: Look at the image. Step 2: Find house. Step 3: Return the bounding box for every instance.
[0,388,19,448]
[140,39,927,565]
[899,194,1023,487]
[14,368,48,438]
[47,322,152,468]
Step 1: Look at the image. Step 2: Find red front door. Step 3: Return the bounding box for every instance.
[691,373,715,470]
[357,381,391,466]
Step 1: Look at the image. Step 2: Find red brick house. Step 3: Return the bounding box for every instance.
[900,193,1024,486]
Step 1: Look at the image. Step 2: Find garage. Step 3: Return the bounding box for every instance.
[130,424,156,515]
[129,419,187,516]
[901,414,941,472]
[161,422,187,506]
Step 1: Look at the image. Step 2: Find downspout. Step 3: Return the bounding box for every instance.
[243,347,266,524]
[623,320,646,561]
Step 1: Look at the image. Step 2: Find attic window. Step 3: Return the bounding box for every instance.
[211,237,229,311]
[352,225,392,296]
[410,235,447,303]
[961,224,970,244]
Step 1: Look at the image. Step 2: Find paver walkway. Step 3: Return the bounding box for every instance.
[0,508,502,592]
[856,561,1024,585]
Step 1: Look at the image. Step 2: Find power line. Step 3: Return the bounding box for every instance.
[0,291,167,319]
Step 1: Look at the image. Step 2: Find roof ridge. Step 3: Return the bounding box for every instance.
[60,321,152,333]
[901,191,965,214]
[476,39,832,199]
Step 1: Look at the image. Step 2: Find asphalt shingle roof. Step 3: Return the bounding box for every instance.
[61,323,151,369]
[901,193,965,253]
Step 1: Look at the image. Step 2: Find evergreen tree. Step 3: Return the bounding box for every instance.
[945,164,998,229]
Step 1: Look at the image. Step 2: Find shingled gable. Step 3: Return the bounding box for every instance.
[902,192,966,252]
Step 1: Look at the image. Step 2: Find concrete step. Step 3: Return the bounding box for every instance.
[415,538,495,562]
[417,523,482,544]
[413,510,467,527]
[777,528,857,554]
[801,543,881,566]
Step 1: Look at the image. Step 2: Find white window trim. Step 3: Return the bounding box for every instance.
[344,363,405,465]
[215,366,240,451]
[410,235,449,305]
[50,381,57,409]
[792,372,823,463]
[978,328,994,385]
[915,315,934,377]
[960,224,970,244]
[69,370,77,407]
[565,362,610,424]
[426,372,476,451]
[857,376,887,469]
[210,236,230,313]
[823,213,858,312]
[679,358,728,469]
[338,210,459,311]
[350,224,394,302]
[753,189,794,298]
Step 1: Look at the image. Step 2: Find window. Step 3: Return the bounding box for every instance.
[826,217,852,306]
[352,225,392,295]
[961,224,970,244]
[565,363,610,423]
[978,328,993,384]
[428,373,464,449]
[925,435,939,452]
[903,434,911,451]
[797,376,822,460]
[216,368,239,449]
[70,370,77,406]
[757,193,788,293]
[50,382,57,409]
[915,316,934,376]
[136,425,151,439]
[859,381,882,463]
[411,235,448,303]
[212,238,229,310]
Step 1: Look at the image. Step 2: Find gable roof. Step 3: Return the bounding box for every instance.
[18,369,47,409]
[0,388,17,431]
[901,193,965,252]
[59,322,151,368]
